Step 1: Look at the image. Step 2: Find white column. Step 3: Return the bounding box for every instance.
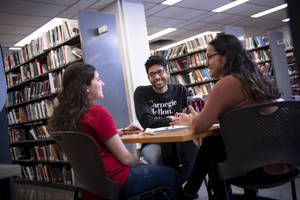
[101,0,150,123]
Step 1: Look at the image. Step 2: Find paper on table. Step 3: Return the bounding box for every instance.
[145,125,191,135]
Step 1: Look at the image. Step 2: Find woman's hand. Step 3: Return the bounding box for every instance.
[118,123,143,136]
[170,106,198,126]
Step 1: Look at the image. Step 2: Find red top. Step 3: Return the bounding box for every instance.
[80,105,130,199]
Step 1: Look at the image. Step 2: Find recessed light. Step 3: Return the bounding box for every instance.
[161,0,182,6]
[251,3,288,18]
[148,28,176,41]
[282,18,290,22]
[212,0,249,13]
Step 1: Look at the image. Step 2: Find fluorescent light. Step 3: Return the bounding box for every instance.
[212,0,249,13]
[162,0,182,6]
[9,47,22,50]
[156,31,220,51]
[282,18,290,22]
[13,18,66,47]
[148,28,176,41]
[251,3,288,18]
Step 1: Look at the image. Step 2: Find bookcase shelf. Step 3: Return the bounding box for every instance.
[8,118,49,127]
[6,93,58,110]
[2,19,83,191]
[246,44,270,52]
[15,179,75,191]
[10,138,55,147]
[5,35,80,74]
[12,160,69,165]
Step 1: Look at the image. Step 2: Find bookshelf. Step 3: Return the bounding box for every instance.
[155,33,218,96]
[3,19,81,190]
[245,36,273,77]
[155,32,294,100]
[284,39,299,97]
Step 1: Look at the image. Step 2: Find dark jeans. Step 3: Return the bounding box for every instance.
[119,164,181,200]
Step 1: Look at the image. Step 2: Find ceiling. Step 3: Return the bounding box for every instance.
[0,0,289,50]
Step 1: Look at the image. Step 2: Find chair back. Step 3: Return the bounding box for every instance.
[51,131,119,200]
[217,100,300,180]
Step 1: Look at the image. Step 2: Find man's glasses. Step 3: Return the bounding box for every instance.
[205,53,219,61]
[148,69,165,78]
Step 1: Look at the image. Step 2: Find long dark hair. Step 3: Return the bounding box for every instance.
[209,34,280,101]
[48,63,96,131]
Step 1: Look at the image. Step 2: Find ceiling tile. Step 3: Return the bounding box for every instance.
[0,13,50,27]
[145,4,169,17]
[176,0,232,11]
[0,0,67,17]
[248,0,286,8]
[88,0,115,9]
[153,6,207,20]
[147,26,164,35]
[223,3,269,16]
[179,20,209,31]
[201,13,245,25]
[19,0,78,6]
[0,25,36,35]
[259,9,288,21]
[0,33,26,44]
[146,16,183,28]
[233,18,285,29]
[57,0,98,19]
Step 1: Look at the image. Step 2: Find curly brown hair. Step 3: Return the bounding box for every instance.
[209,34,280,102]
[48,63,96,131]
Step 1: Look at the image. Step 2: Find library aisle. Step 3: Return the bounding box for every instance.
[15,178,300,200]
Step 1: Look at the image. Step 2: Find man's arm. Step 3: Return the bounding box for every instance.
[134,87,171,129]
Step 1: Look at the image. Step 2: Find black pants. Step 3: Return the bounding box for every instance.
[183,135,228,199]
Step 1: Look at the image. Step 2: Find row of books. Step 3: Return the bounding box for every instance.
[288,64,298,76]
[19,164,74,185]
[250,49,272,63]
[6,80,51,108]
[158,44,186,59]
[7,98,57,125]
[169,68,211,85]
[30,144,67,162]
[9,125,49,143]
[283,39,293,50]
[188,83,214,96]
[167,51,208,73]
[9,129,26,143]
[286,52,295,64]
[29,125,50,140]
[245,36,268,50]
[5,45,80,89]
[3,19,79,71]
[185,33,214,53]
[259,63,273,76]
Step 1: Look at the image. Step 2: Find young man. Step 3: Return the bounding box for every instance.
[134,55,198,183]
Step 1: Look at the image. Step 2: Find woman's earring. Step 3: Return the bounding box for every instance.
[87,89,90,93]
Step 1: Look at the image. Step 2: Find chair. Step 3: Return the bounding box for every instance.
[217,100,300,200]
[51,131,170,200]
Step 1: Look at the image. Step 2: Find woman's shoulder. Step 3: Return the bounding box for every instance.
[215,74,242,88]
[86,105,110,116]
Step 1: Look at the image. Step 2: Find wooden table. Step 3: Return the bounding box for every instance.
[121,124,220,144]
[121,124,220,168]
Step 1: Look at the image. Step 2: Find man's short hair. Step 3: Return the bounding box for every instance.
[145,55,167,73]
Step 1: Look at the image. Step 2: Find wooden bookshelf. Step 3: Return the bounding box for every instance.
[3,19,82,190]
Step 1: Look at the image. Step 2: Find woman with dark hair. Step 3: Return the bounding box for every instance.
[48,63,181,200]
[170,34,290,199]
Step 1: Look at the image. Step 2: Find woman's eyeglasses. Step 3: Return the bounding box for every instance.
[206,53,219,61]
[148,69,165,78]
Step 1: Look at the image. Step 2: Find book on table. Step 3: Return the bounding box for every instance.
[145,125,191,135]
